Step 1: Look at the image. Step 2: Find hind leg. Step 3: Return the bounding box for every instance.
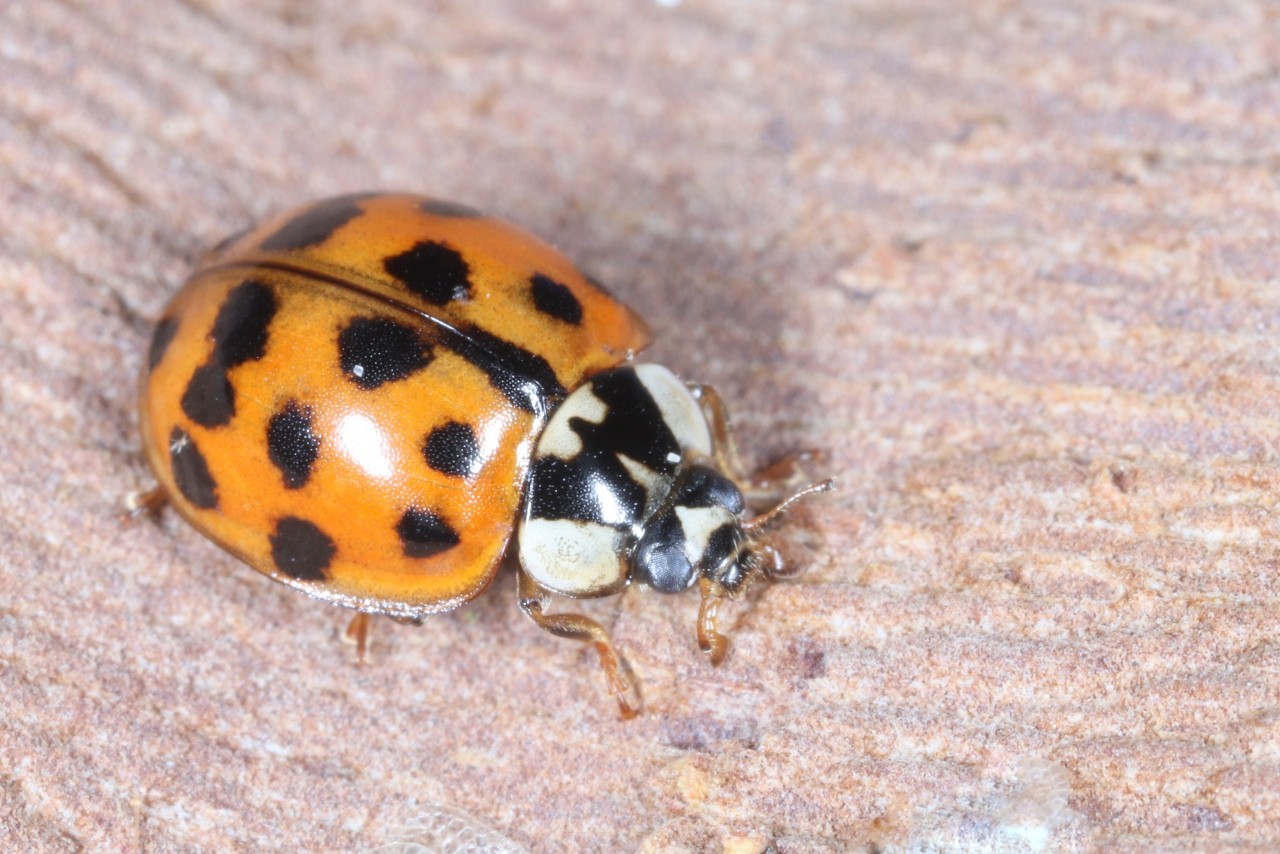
[342,612,371,663]
[122,485,168,522]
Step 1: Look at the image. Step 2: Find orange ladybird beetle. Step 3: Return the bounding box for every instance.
[137,193,831,717]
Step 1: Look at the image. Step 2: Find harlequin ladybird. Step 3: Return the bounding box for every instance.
[137,193,831,717]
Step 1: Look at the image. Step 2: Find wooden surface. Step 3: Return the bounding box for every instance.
[3,1,1279,851]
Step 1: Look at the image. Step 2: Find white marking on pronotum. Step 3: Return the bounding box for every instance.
[519,518,627,596]
[537,384,608,460]
[675,506,736,573]
[617,453,667,510]
[634,364,712,455]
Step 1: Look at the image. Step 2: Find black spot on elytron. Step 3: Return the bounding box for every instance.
[210,280,277,367]
[419,198,483,218]
[384,240,472,306]
[338,316,433,389]
[259,196,368,251]
[396,507,461,559]
[169,427,218,509]
[530,273,583,325]
[270,517,336,581]
[423,421,481,478]
[445,324,566,414]
[180,362,236,428]
[180,281,277,427]
[147,316,179,371]
[267,400,321,489]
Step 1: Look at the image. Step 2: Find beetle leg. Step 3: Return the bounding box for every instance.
[686,381,749,482]
[122,485,168,523]
[342,612,371,663]
[687,382,821,500]
[754,542,793,580]
[697,577,730,665]
[743,450,824,494]
[517,569,641,719]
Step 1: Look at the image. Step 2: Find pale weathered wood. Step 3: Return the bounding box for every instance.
[3,1,1279,850]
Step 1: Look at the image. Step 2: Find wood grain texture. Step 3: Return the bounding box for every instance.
[3,0,1279,850]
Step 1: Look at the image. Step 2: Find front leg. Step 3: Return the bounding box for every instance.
[517,569,641,719]
[686,381,748,482]
[696,577,730,666]
[687,382,821,499]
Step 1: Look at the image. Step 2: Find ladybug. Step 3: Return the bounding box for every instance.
[137,193,831,717]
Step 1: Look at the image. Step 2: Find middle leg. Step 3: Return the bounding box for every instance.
[517,569,641,718]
